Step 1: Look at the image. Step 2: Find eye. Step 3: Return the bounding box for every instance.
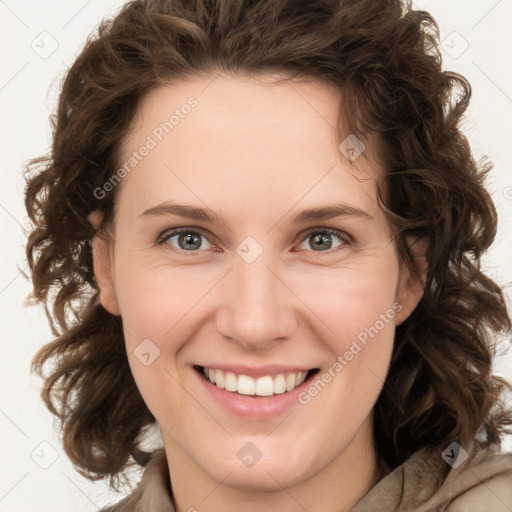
[157,227,351,254]
[158,228,213,251]
[297,228,351,252]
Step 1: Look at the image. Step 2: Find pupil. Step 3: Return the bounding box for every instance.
[313,233,332,250]
[181,233,200,250]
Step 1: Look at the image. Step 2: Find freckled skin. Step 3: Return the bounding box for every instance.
[89,74,423,512]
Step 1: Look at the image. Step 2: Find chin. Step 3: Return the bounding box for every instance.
[197,438,318,492]
[214,462,311,493]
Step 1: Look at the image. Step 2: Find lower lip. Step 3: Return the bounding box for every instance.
[195,368,314,420]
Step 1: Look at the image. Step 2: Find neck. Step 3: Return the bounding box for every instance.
[163,418,383,512]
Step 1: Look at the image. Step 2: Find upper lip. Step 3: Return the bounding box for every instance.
[195,364,317,379]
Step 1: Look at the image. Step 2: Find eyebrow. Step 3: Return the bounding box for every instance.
[139,202,373,225]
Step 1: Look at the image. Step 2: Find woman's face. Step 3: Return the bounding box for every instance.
[91,74,422,493]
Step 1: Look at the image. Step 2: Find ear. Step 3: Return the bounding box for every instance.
[87,211,121,316]
[394,235,428,326]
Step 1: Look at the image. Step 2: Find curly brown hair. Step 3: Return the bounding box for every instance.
[24,0,512,489]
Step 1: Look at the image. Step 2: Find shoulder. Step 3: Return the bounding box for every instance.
[352,444,512,512]
[100,449,175,512]
[443,448,512,512]
[409,445,512,512]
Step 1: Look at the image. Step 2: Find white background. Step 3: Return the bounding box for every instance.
[1,1,511,511]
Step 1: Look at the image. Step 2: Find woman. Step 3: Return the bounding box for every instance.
[24,0,512,510]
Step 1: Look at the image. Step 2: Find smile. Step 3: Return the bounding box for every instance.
[200,366,318,397]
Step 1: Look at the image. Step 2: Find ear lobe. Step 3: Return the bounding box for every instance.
[395,235,428,326]
[87,211,121,316]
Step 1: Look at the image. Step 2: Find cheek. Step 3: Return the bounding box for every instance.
[111,256,223,418]
[290,251,400,412]
[295,269,399,454]
[113,260,202,429]
[112,251,216,344]
[291,252,400,346]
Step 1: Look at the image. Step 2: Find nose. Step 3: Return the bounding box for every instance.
[214,247,298,351]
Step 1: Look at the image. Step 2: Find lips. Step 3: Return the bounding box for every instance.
[196,365,318,397]
[202,366,310,396]
[194,365,320,419]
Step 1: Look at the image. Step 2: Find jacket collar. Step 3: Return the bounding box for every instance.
[120,444,512,511]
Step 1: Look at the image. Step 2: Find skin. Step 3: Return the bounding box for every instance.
[89,73,424,512]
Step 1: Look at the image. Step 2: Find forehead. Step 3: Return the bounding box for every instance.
[123,73,344,152]
[116,73,383,220]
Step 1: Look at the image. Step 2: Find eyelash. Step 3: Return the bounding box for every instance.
[157,227,352,255]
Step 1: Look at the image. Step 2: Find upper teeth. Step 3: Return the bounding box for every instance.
[203,367,308,396]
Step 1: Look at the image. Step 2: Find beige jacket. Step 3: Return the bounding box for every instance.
[102,446,512,511]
